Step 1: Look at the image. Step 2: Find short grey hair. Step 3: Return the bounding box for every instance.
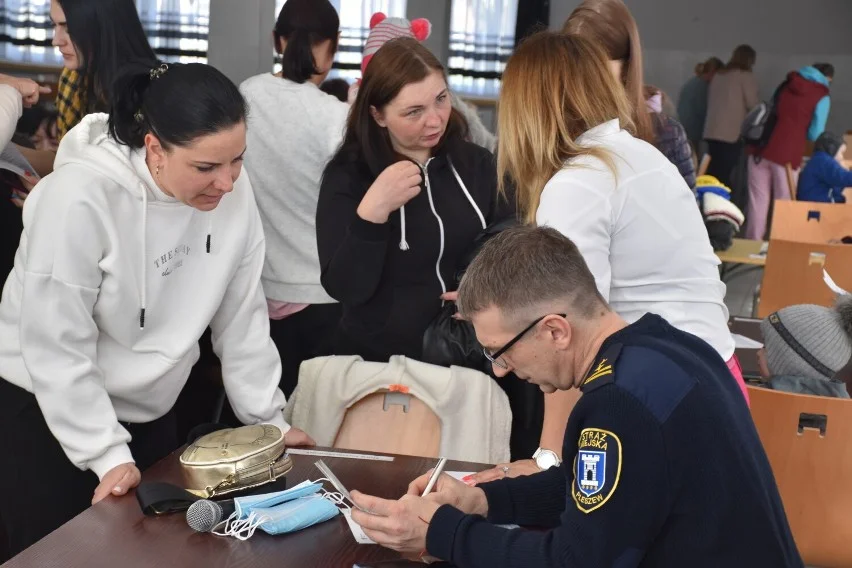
[457,226,608,327]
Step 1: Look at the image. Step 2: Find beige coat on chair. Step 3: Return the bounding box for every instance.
[284,355,512,464]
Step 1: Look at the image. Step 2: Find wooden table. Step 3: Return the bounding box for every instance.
[717,238,767,270]
[730,316,763,380]
[2,449,489,568]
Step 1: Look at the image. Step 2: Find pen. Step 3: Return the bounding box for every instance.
[421,457,448,497]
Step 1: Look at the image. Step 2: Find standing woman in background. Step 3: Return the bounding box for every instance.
[677,57,724,152]
[563,0,697,189]
[702,45,760,187]
[0,63,311,560]
[240,0,348,397]
[469,32,744,484]
[19,0,157,176]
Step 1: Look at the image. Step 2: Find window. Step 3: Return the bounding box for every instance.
[0,0,54,65]
[273,0,406,81]
[448,0,517,96]
[137,0,209,63]
[0,0,209,66]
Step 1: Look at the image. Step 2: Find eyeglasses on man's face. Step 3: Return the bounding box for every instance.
[482,314,567,370]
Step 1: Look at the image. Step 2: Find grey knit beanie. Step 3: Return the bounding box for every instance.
[760,296,852,382]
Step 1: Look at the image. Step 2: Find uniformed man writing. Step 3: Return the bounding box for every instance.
[350,226,802,567]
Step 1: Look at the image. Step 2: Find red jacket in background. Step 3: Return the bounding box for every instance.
[758,71,829,169]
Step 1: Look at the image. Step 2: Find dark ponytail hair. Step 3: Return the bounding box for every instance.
[273,0,340,84]
[109,63,248,150]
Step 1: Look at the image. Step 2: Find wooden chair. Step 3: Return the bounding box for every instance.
[697,154,711,177]
[758,240,852,317]
[748,385,852,567]
[758,201,852,316]
[333,390,442,459]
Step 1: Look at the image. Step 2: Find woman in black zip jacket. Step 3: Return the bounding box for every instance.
[317,37,509,362]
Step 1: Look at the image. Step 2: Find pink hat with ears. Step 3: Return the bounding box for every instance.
[361,12,431,74]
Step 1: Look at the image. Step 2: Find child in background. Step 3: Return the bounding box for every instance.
[758,296,852,398]
[797,131,852,203]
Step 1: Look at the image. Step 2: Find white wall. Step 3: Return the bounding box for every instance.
[408,0,452,65]
[208,0,275,86]
[549,0,852,134]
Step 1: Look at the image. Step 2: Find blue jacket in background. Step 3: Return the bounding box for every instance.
[797,150,852,203]
[798,66,831,142]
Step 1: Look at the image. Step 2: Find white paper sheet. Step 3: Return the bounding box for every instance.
[732,333,763,350]
[342,508,376,544]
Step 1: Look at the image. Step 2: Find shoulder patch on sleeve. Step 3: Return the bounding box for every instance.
[580,343,622,393]
[571,427,622,514]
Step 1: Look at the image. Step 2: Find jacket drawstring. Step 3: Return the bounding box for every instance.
[399,157,485,252]
[448,157,486,230]
[398,205,410,251]
[139,183,148,329]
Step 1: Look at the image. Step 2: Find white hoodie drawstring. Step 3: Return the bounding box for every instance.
[448,157,486,230]
[139,183,148,329]
[398,206,409,251]
[399,157,486,254]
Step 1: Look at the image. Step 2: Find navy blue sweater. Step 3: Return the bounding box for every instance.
[426,314,802,567]
[797,150,852,203]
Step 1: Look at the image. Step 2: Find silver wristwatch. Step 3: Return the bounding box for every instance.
[533,447,561,470]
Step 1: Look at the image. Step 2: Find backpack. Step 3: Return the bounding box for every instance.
[741,79,789,149]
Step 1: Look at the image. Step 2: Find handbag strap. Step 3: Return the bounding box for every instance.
[135,481,201,516]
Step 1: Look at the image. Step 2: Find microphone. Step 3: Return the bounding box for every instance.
[186,499,236,532]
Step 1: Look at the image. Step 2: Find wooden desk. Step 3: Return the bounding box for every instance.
[730,316,763,380]
[716,238,767,267]
[2,449,489,568]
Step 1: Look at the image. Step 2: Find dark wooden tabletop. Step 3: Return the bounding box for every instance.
[3,449,490,568]
[730,315,763,380]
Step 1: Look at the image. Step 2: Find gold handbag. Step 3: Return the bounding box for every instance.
[179,423,293,498]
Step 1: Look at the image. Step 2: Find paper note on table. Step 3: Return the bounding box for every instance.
[732,333,763,350]
[342,508,376,544]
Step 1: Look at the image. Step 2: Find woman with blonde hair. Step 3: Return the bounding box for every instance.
[469,31,745,484]
[564,0,696,189]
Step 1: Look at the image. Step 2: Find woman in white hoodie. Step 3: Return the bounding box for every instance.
[0,62,312,559]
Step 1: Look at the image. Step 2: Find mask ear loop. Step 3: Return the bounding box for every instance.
[315,477,357,510]
[232,511,269,541]
[322,489,352,511]
[211,511,239,537]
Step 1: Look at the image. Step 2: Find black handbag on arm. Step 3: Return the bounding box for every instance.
[421,218,517,372]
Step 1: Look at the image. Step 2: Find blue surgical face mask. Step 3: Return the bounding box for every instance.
[221,494,340,540]
[232,480,323,520]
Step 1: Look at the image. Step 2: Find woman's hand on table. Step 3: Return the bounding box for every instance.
[92,462,141,504]
[283,426,315,447]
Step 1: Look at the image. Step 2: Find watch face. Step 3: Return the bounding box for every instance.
[536,450,560,470]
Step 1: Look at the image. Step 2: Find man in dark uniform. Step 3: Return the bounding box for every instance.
[350,226,802,567]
